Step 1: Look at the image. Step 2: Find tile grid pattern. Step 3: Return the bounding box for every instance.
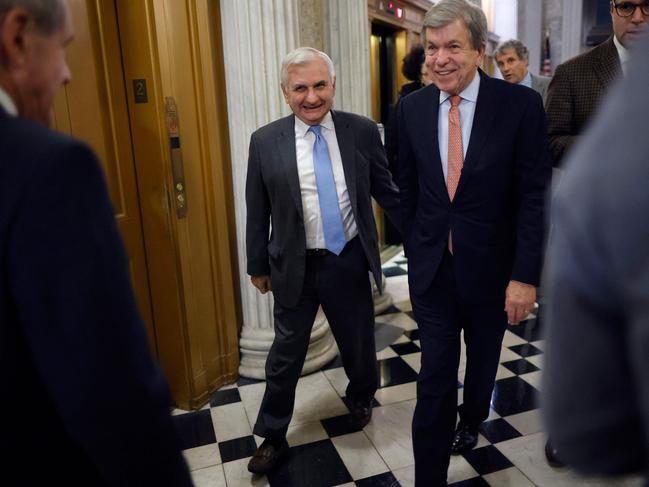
[171,251,588,487]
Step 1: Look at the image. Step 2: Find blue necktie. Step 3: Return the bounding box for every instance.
[308,125,346,255]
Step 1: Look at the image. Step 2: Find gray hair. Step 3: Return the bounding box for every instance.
[494,39,529,60]
[0,0,67,35]
[280,47,335,88]
[422,0,488,51]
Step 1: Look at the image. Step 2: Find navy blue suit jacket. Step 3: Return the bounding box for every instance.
[0,109,191,485]
[398,71,550,303]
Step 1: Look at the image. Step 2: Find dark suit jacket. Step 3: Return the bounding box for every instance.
[398,70,550,303]
[0,109,191,485]
[544,33,649,478]
[545,36,621,166]
[246,110,400,308]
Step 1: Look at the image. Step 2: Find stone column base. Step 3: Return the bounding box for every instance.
[238,308,338,379]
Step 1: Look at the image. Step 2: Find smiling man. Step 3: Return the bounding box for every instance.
[545,0,649,167]
[396,1,550,484]
[245,47,400,475]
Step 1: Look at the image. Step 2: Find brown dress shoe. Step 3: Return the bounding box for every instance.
[247,438,289,475]
[349,398,373,429]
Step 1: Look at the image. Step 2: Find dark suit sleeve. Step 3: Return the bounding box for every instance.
[511,92,551,286]
[245,133,271,276]
[8,142,192,485]
[396,99,418,247]
[366,121,401,231]
[545,63,578,167]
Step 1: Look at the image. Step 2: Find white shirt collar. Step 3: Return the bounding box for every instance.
[0,86,18,116]
[519,71,533,88]
[295,111,334,136]
[613,35,630,74]
[439,70,481,105]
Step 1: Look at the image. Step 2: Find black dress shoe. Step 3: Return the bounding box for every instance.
[247,438,289,475]
[451,423,479,455]
[545,439,565,468]
[349,398,373,429]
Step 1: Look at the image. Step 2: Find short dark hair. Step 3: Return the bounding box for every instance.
[401,45,425,82]
[0,0,67,35]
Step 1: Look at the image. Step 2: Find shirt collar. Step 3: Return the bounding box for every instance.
[295,111,334,136]
[519,71,532,88]
[0,86,18,116]
[613,35,630,74]
[439,70,481,105]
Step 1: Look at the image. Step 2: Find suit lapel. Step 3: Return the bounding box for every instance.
[594,37,621,89]
[411,86,446,199]
[456,70,497,199]
[332,110,358,213]
[276,115,304,221]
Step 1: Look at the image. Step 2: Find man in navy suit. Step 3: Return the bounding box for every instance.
[0,1,191,484]
[397,1,550,484]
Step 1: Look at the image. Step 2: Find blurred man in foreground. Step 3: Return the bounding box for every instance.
[544,32,649,481]
[0,1,192,484]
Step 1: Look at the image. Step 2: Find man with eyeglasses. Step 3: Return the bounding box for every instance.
[543,0,648,469]
[545,0,648,168]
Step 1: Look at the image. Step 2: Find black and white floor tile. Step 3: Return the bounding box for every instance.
[173,251,643,487]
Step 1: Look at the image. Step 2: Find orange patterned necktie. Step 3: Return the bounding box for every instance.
[447,95,463,253]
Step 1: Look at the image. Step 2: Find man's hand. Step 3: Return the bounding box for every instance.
[251,275,272,294]
[505,280,536,325]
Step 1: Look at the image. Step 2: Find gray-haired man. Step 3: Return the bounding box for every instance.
[398,1,550,484]
[245,46,400,475]
[495,39,551,102]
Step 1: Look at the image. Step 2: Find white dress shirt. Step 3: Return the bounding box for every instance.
[613,35,630,76]
[0,86,18,116]
[437,72,481,185]
[294,112,357,249]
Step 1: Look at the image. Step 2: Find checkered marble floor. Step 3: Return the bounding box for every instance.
[173,251,642,487]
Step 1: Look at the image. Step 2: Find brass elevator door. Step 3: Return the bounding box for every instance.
[52,0,156,350]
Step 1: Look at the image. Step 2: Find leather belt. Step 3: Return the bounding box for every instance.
[305,248,331,257]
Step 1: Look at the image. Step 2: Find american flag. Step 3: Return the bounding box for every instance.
[541,28,553,76]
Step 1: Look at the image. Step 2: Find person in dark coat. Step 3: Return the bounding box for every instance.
[0,2,192,484]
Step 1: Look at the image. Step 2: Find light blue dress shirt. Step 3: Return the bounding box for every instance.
[438,72,481,185]
[519,71,532,88]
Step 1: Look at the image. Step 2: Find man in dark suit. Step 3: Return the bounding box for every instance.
[495,39,551,102]
[245,47,400,475]
[397,1,550,484]
[0,2,192,485]
[545,0,648,167]
[544,32,649,481]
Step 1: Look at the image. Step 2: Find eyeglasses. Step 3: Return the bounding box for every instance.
[611,1,649,17]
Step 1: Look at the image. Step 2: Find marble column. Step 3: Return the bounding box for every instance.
[517,0,543,75]
[560,0,583,63]
[325,0,393,313]
[221,0,337,379]
[324,0,372,117]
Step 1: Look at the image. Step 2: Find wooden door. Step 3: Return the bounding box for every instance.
[52,0,157,349]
